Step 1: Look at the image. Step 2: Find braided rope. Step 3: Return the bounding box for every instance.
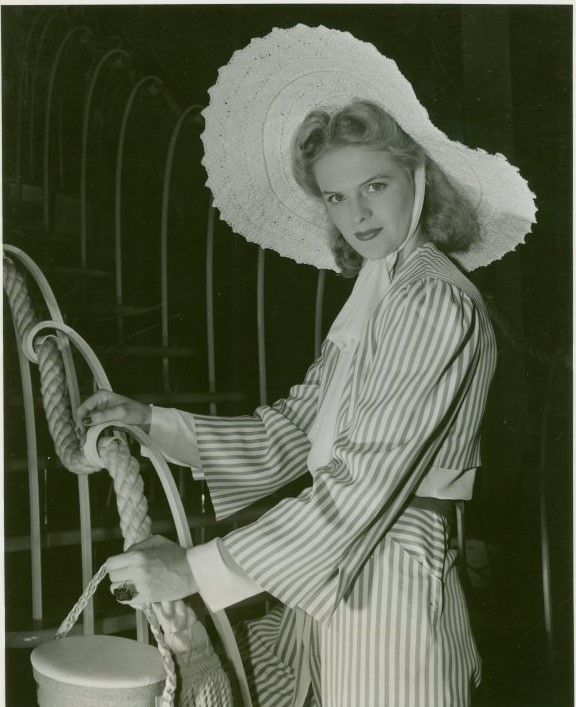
[37,339,100,474]
[99,436,152,547]
[3,256,36,343]
[143,606,178,707]
[4,258,98,475]
[55,564,108,639]
[4,254,233,706]
[98,434,229,702]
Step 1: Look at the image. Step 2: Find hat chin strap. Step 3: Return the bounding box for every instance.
[384,162,426,276]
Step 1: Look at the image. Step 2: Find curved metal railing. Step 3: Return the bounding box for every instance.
[159,104,204,392]
[15,7,56,198]
[4,244,252,706]
[43,25,94,232]
[6,9,331,704]
[80,48,131,267]
[114,75,163,341]
[29,12,60,184]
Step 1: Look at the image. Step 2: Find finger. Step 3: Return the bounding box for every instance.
[76,389,112,420]
[105,551,137,573]
[84,405,128,427]
[76,390,113,426]
[108,566,138,584]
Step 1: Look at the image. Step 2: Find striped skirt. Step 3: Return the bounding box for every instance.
[235,507,481,707]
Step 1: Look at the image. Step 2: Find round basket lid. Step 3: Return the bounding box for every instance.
[31,636,165,688]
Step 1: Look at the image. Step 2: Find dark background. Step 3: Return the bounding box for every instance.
[2,4,572,707]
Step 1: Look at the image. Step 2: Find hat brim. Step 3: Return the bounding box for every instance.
[202,24,537,272]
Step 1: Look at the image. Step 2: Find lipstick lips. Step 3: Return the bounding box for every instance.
[354,227,382,241]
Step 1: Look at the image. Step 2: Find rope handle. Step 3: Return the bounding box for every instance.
[55,564,108,639]
[55,562,178,707]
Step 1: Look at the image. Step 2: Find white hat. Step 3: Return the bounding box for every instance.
[201,24,537,272]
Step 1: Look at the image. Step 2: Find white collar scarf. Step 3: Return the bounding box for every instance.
[307,164,426,472]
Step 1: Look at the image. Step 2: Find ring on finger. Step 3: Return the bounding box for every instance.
[113,580,137,602]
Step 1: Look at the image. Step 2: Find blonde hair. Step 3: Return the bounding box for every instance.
[291,99,479,277]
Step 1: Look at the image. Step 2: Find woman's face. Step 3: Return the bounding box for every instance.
[313,146,416,260]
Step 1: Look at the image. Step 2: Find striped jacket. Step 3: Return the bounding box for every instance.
[193,242,497,626]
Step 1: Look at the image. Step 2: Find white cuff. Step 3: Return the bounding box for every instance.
[143,406,204,479]
[186,539,264,613]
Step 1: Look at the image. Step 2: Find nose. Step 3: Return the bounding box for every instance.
[349,196,372,224]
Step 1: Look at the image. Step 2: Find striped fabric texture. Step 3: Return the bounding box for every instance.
[192,243,497,705]
[236,508,481,707]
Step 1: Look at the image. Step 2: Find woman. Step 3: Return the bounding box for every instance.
[77,25,536,707]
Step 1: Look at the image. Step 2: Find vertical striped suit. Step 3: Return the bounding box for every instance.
[192,243,497,706]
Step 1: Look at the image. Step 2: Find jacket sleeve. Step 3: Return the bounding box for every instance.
[190,353,324,519]
[218,278,489,624]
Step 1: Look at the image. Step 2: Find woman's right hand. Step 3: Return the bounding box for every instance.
[76,390,152,434]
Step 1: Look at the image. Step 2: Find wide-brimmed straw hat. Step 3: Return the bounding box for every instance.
[201,24,536,272]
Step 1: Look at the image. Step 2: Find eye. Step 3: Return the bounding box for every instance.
[326,193,345,205]
[366,182,388,194]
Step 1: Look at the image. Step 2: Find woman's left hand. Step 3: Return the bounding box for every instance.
[107,535,199,606]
